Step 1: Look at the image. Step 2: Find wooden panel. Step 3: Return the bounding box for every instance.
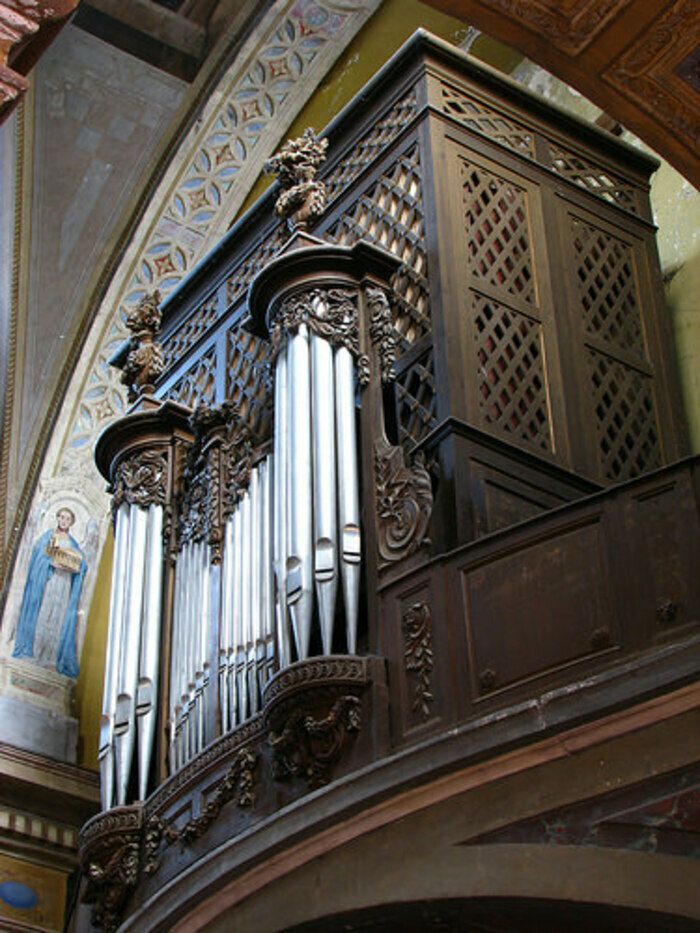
[461,517,617,696]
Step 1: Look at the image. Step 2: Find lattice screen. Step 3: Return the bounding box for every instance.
[571,218,645,357]
[587,349,661,480]
[474,295,551,452]
[166,347,217,408]
[441,83,535,158]
[395,349,438,450]
[226,226,288,307]
[162,295,219,369]
[226,323,274,440]
[324,90,417,202]
[327,144,430,349]
[550,144,639,214]
[462,163,536,306]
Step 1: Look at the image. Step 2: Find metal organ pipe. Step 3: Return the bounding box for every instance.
[272,307,362,663]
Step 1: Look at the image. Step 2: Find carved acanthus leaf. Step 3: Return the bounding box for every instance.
[365,285,397,383]
[268,694,361,789]
[403,601,434,719]
[112,448,167,513]
[375,439,432,563]
[264,128,328,230]
[80,806,142,933]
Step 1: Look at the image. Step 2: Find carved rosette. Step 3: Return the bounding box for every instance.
[270,286,367,381]
[365,285,397,384]
[80,805,143,932]
[112,448,168,514]
[403,602,434,719]
[177,401,255,560]
[119,291,165,401]
[264,128,328,231]
[143,747,257,874]
[375,438,433,563]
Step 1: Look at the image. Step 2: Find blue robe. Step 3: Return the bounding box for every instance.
[12,529,87,678]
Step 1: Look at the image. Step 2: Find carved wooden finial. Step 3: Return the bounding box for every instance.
[120,290,164,401]
[264,127,328,231]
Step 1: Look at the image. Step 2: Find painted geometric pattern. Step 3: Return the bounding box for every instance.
[441,82,536,158]
[328,144,430,348]
[162,294,219,369]
[550,143,639,213]
[395,348,438,449]
[165,347,217,409]
[324,88,418,200]
[226,324,275,441]
[571,217,645,357]
[462,162,536,306]
[587,348,661,480]
[474,294,551,452]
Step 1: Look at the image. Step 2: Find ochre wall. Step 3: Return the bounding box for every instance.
[75,529,112,769]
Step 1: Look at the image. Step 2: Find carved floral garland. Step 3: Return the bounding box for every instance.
[403,602,434,719]
[112,448,168,513]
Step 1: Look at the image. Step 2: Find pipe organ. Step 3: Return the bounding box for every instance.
[92,33,687,818]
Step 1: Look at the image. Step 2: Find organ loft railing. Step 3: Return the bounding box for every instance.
[92,32,687,813]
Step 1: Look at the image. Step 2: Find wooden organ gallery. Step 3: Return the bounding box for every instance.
[78,32,698,932]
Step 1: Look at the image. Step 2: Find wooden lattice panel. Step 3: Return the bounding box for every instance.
[324,89,417,201]
[441,82,536,159]
[226,226,288,307]
[550,143,639,214]
[395,348,438,449]
[587,348,661,480]
[327,145,430,348]
[226,323,274,440]
[162,295,219,369]
[462,162,536,306]
[571,217,645,357]
[166,346,216,408]
[474,294,551,452]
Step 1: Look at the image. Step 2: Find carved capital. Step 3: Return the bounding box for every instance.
[365,285,397,384]
[264,128,328,230]
[271,287,362,373]
[112,448,168,513]
[375,439,432,564]
[79,805,142,932]
[403,602,434,719]
[119,291,164,401]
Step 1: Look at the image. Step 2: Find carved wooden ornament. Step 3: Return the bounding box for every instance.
[264,128,328,230]
[375,439,433,563]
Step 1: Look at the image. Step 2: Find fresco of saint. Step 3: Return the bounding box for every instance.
[11,507,87,677]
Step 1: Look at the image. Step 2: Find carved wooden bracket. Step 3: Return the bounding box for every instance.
[365,284,398,384]
[79,805,143,933]
[264,128,328,231]
[375,438,433,564]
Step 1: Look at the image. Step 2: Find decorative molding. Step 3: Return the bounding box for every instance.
[375,438,433,564]
[268,694,361,788]
[112,449,168,512]
[402,602,434,719]
[263,655,370,707]
[270,287,361,367]
[366,285,397,384]
[264,127,328,231]
[80,805,143,933]
[118,291,165,402]
[143,747,257,875]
